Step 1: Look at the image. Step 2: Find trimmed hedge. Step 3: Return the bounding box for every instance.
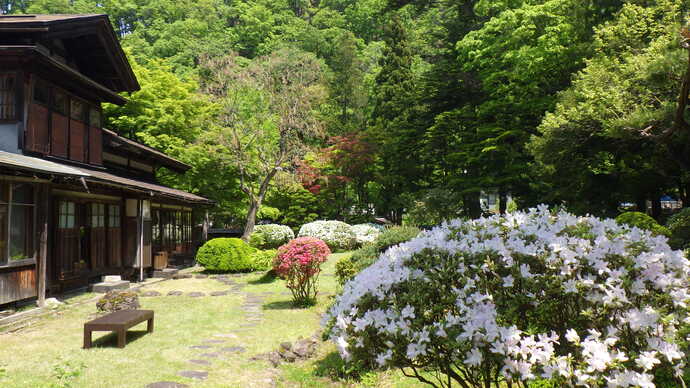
[251,249,277,271]
[615,211,670,237]
[335,225,420,285]
[667,208,690,250]
[196,238,255,272]
[249,224,295,249]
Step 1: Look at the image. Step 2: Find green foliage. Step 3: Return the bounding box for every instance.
[50,359,85,388]
[251,249,277,271]
[195,238,255,272]
[615,211,671,237]
[667,208,690,250]
[266,185,321,231]
[335,225,420,285]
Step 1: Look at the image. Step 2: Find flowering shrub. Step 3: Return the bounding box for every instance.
[274,237,331,305]
[351,224,382,246]
[324,206,690,388]
[298,220,356,251]
[615,211,670,238]
[250,224,295,249]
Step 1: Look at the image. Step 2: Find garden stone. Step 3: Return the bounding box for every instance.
[199,352,221,358]
[187,292,205,297]
[189,345,212,349]
[210,291,228,296]
[194,274,208,279]
[280,350,298,362]
[203,339,225,344]
[267,351,282,367]
[177,370,208,380]
[167,291,183,296]
[172,274,193,280]
[280,342,292,351]
[96,290,139,312]
[146,382,189,388]
[139,290,162,297]
[220,346,246,353]
[188,359,211,366]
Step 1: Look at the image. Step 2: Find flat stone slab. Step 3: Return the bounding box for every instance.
[152,268,179,278]
[194,274,208,279]
[199,352,221,358]
[90,281,130,293]
[213,333,238,339]
[177,370,208,380]
[221,346,246,353]
[203,339,225,344]
[240,323,258,328]
[102,275,122,282]
[187,292,206,297]
[146,382,189,388]
[167,290,183,296]
[210,291,228,296]
[172,274,193,279]
[140,290,162,297]
[189,345,212,349]
[188,359,211,366]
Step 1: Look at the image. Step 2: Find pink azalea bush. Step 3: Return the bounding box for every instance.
[274,237,331,305]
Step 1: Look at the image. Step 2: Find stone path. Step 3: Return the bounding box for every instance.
[146,273,278,387]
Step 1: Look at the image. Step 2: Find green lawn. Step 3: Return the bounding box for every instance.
[0,252,422,388]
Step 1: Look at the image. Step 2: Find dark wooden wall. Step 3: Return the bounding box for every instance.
[0,266,36,305]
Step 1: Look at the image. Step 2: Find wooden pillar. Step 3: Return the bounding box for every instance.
[202,210,209,242]
[37,183,49,307]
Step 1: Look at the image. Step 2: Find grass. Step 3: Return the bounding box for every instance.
[0,252,423,388]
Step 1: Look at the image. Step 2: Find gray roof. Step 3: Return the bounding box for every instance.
[0,151,88,176]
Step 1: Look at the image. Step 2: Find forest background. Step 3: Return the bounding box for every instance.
[2,0,689,231]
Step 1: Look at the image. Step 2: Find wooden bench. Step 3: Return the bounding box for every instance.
[83,309,154,349]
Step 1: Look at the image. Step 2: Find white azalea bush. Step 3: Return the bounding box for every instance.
[250,224,295,249]
[351,224,382,246]
[324,206,690,388]
[298,220,356,251]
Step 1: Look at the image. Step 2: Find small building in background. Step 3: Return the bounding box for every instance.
[0,14,212,307]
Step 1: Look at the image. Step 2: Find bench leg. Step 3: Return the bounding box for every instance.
[147,318,154,333]
[83,328,92,349]
[117,328,127,348]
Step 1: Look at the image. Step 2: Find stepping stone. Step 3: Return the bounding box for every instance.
[152,268,179,279]
[146,382,189,388]
[199,352,221,358]
[261,292,275,295]
[203,339,225,344]
[188,359,211,366]
[177,370,208,380]
[213,333,238,339]
[187,292,206,297]
[189,345,212,349]
[173,274,193,279]
[91,280,130,293]
[210,291,228,296]
[167,290,183,296]
[280,292,292,296]
[140,291,162,297]
[221,346,246,353]
[194,274,208,279]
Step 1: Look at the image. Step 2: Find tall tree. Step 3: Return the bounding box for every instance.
[201,48,327,240]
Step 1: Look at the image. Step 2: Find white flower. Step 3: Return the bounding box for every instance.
[502,275,514,287]
[635,351,660,371]
[464,348,483,366]
[565,329,580,344]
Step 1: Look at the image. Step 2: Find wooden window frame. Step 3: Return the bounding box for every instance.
[0,182,37,268]
[0,73,18,123]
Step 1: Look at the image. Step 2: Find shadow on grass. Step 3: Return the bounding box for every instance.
[248,271,278,284]
[87,330,150,349]
[262,300,300,310]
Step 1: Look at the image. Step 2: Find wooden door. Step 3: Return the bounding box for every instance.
[107,204,122,267]
[54,200,79,278]
[89,203,106,272]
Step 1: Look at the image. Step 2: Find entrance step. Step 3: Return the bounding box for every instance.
[152,268,179,278]
[90,280,130,293]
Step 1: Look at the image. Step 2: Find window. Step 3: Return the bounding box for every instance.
[58,201,75,229]
[108,205,120,228]
[0,183,36,266]
[90,203,105,228]
[70,98,86,121]
[52,89,68,115]
[0,74,16,121]
[89,108,101,128]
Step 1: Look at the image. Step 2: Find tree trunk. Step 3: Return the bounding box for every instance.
[499,189,508,215]
[636,196,647,214]
[464,192,481,219]
[651,196,662,220]
[241,198,260,242]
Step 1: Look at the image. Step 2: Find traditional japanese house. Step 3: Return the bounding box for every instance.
[0,14,212,306]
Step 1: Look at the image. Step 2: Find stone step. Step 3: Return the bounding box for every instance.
[90,280,130,293]
[152,268,179,278]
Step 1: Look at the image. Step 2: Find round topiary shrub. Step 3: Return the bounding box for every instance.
[251,249,277,271]
[324,206,690,388]
[274,237,331,305]
[195,238,255,272]
[297,220,356,251]
[351,224,382,246]
[615,211,671,237]
[250,224,295,249]
[667,208,690,250]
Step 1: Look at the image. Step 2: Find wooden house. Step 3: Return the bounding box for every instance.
[0,14,212,306]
